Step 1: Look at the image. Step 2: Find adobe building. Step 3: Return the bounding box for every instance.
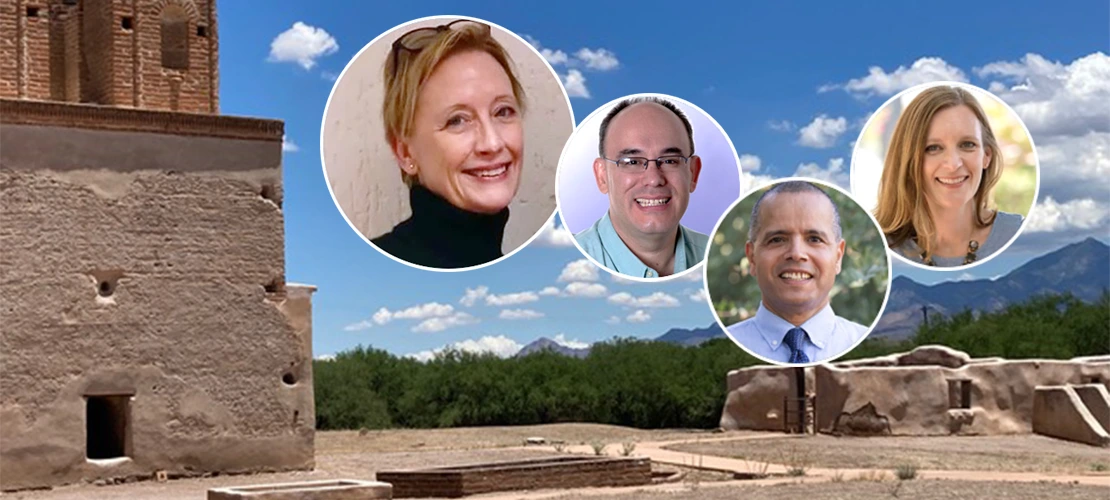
[0,0,317,491]
[720,346,1110,446]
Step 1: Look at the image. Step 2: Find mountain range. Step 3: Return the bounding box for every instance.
[872,237,1109,339]
[515,237,1108,356]
[515,322,727,358]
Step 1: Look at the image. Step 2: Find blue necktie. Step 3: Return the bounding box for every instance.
[784,327,810,364]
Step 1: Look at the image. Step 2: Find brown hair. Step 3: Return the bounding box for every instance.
[382,22,527,186]
[874,85,1003,259]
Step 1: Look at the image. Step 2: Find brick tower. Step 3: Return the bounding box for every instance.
[1,0,218,112]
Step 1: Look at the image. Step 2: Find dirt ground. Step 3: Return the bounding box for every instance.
[6,426,1107,499]
[547,479,1109,500]
[318,423,731,454]
[666,434,1110,474]
[5,448,562,500]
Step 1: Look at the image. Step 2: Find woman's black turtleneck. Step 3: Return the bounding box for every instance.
[372,183,510,269]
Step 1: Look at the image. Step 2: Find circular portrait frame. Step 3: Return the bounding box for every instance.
[849,81,1040,272]
[704,177,893,367]
[320,15,575,272]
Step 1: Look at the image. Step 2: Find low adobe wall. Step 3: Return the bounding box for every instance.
[720,366,809,431]
[378,456,651,498]
[1032,385,1110,447]
[816,359,1110,436]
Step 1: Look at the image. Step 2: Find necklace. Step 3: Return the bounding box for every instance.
[922,239,979,266]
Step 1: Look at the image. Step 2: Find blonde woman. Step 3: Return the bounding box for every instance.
[373,20,526,269]
[875,86,1023,267]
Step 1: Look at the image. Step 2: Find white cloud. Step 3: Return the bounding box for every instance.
[409,350,437,363]
[552,334,590,349]
[499,308,545,320]
[315,353,336,361]
[575,48,620,71]
[558,259,600,282]
[368,302,463,331]
[688,289,707,302]
[372,307,392,325]
[538,286,561,296]
[605,316,621,325]
[793,158,848,190]
[542,48,569,66]
[524,36,619,72]
[486,291,540,306]
[739,154,763,172]
[742,172,777,192]
[459,286,489,307]
[393,302,454,320]
[626,310,651,323]
[342,320,373,332]
[1025,196,1109,233]
[563,70,590,99]
[282,135,299,153]
[975,52,1110,138]
[677,271,707,282]
[521,35,569,66]
[267,22,338,70]
[408,335,523,362]
[608,291,680,308]
[532,218,575,247]
[412,312,478,333]
[1035,131,1110,203]
[797,115,848,148]
[563,282,609,298]
[819,57,968,96]
[768,120,796,132]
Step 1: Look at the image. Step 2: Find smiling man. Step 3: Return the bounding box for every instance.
[728,181,869,364]
[575,97,706,279]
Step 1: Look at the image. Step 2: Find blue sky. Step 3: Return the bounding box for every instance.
[214,1,1109,359]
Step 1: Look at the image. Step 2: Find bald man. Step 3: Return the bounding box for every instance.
[575,97,706,279]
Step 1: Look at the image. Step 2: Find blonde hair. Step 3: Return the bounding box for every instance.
[382,22,526,186]
[875,86,1003,259]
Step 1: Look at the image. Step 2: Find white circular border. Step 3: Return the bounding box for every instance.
[319,14,576,273]
[702,176,894,367]
[848,80,1041,273]
[555,92,746,284]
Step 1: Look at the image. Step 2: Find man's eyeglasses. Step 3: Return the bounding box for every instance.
[602,155,692,172]
[391,20,491,72]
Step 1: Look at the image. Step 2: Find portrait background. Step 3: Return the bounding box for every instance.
[850,82,1038,225]
[705,181,891,328]
[321,16,574,255]
[556,94,743,236]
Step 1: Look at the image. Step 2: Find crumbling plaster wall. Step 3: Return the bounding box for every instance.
[816,359,1110,436]
[719,366,812,431]
[0,109,313,491]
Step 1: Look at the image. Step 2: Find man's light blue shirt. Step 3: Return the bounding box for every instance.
[727,303,870,364]
[574,211,709,279]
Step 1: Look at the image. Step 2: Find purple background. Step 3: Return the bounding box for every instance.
[556,94,744,235]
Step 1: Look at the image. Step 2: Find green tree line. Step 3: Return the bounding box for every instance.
[840,291,1110,361]
[314,337,761,431]
[315,292,1108,431]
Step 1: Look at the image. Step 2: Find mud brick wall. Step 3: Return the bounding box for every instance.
[0,102,312,492]
[379,457,652,498]
[815,360,1110,436]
